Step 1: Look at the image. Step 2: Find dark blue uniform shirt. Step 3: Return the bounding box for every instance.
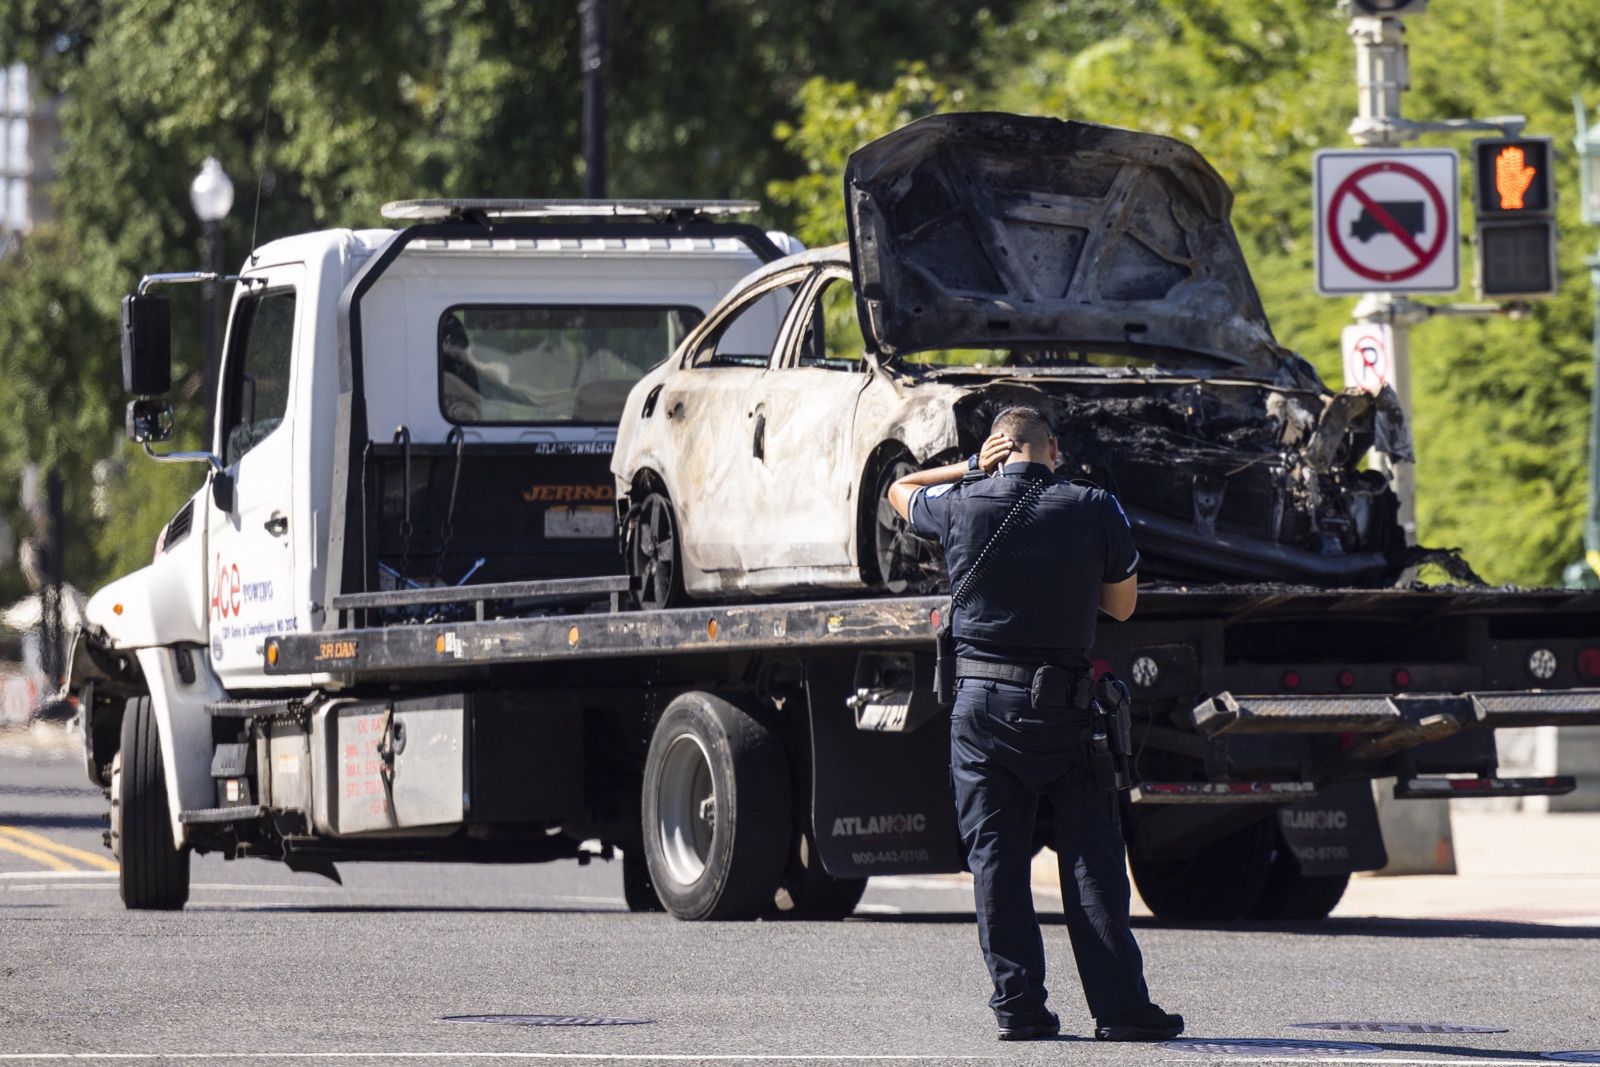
[908,461,1139,670]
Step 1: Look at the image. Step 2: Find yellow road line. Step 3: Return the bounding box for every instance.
[0,825,119,872]
[0,835,77,873]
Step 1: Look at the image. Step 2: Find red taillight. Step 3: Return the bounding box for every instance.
[930,609,941,631]
[1337,669,1356,690]
[1576,647,1600,683]
[1282,670,1301,690]
[1392,668,1412,689]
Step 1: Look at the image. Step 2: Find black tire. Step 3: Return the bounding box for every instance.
[1129,816,1275,921]
[115,697,190,910]
[627,491,685,610]
[641,691,791,920]
[621,846,666,913]
[774,827,869,919]
[1248,835,1351,921]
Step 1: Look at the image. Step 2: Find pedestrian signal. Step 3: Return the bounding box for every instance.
[1474,138,1554,216]
[1477,220,1558,298]
[1472,137,1558,299]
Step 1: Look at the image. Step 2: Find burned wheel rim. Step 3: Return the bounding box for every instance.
[656,732,716,886]
[872,458,934,593]
[630,493,679,610]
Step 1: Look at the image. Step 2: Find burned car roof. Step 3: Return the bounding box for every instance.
[843,113,1298,376]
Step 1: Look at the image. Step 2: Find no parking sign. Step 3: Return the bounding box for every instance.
[1341,324,1394,394]
[1315,149,1459,294]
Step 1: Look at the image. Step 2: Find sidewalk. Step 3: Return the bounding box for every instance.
[1031,810,1600,925]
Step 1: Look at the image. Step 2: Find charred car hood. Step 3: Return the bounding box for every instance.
[845,113,1297,374]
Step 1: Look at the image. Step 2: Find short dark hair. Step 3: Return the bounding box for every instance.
[991,406,1052,450]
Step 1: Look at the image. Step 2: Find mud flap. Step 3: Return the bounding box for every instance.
[1276,781,1387,876]
[805,655,963,878]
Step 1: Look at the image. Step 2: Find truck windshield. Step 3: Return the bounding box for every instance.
[439,305,703,425]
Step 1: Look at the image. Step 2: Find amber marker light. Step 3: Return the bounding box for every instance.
[435,635,447,654]
[567,626,580,647]
[707,618,719,640]
[265,643,278,667]
[112,603,124,616]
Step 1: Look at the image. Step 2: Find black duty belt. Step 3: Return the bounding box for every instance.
[955,657,1095,710]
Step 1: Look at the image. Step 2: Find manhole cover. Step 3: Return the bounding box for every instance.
[1166,1039,1382,1057]
[1293,1022,1510,1034]
[1544,1054,1600,1064]
[439,1015,654,1027]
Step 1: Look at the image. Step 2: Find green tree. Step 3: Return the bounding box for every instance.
[0,0,1020,597]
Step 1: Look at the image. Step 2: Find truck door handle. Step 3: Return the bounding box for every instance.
[752,413,766,461]
[264,514,288,537]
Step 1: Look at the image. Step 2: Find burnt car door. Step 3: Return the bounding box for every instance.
[734,267,871,579]
[659,276,796,578]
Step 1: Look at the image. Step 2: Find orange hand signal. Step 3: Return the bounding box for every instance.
[1495,146,1537,210]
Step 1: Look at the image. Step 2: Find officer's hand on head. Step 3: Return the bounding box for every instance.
[978,432,1015,475]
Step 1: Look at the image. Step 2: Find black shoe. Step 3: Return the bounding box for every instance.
[1094,1005,1183,1042]
[997,1011,1061,1042]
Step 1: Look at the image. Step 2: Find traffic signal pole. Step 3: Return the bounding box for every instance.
[1347,14,1424,542]
[1343,10,1534,544]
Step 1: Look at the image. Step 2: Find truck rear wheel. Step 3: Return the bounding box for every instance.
[774,827,868,919]
[1248,836,1351,920]
[642,691,791,920]
[115,697,190,910]
[1129,817,1275,921]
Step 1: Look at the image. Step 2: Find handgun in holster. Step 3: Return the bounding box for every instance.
[1087,674,1134,793]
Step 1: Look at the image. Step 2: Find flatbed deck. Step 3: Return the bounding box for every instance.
[265,579,1600,680]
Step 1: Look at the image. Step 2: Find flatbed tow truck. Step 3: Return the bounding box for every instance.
[67,190,1600,924]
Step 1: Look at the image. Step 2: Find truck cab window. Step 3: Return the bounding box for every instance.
[221,289,297,467]
[439,305,703,425]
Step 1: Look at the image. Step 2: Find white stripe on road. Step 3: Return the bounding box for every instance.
[0,870,116,880]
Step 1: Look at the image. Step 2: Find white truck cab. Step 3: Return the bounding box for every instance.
[70,201,791,904]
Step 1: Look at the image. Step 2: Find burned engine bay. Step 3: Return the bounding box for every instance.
[932,371,1450,587]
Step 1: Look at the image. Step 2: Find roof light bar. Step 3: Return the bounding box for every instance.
[380,198,762,222]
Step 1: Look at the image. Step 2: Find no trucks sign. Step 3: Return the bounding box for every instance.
[1314,149,1459,294]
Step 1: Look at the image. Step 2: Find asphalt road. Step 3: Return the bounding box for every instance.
[2,732,1598,1066]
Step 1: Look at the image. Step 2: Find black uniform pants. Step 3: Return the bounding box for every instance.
[950,677,1153,1027]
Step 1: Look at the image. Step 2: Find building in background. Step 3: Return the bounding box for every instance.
[0,62,58,257]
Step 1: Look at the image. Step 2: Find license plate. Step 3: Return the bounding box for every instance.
[544,505,614,539]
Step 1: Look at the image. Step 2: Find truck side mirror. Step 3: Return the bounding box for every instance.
[125,398,174,444]
[121,293,172,396]
[211,470,234,513]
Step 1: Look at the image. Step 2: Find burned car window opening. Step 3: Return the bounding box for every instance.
[439,304,702,425]
[690,283,795,369]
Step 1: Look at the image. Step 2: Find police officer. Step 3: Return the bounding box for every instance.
[888,405,1182,1043]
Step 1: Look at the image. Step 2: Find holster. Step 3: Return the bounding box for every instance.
[1087,674,1134,792]
[933,615,956,707]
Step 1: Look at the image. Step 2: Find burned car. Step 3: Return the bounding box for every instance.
[612,113,1415,608]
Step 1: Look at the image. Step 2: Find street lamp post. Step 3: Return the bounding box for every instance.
[1566,101,1600,588]
[189,156,233,444]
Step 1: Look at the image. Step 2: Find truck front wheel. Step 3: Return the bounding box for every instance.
[1129,817,1275,921]
[115,697,190,910]
[641,692,790,920]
